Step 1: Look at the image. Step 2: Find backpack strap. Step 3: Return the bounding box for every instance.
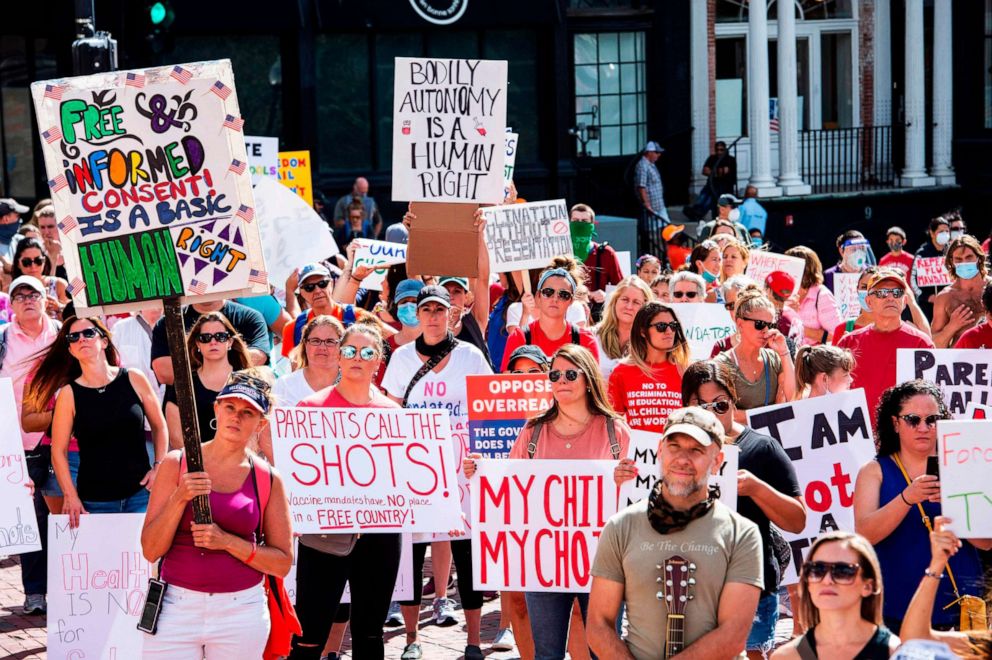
[606,417,620,460]
[527,421,544,459]
[523,324,532,345]
[402,338,457,407]
[570,324,579,345]
[846,318,856,333]
[248,454,273,544]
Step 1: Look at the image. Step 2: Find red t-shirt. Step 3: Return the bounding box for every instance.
[879,251,915,277]
[607,361,683,433]
[500,321,599,372]
[837,322,934,426]
[954,321,992,349]
[831,319,867,345]
[298,385,399,409]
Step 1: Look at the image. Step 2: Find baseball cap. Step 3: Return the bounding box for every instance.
[765,271,796,301]
[216,380,271,414]
[394,279,424,303]
[0,198,29,215]
[867,268,907,291]
[662,407,724,448]
[8,275,46,297]
[438,276,469,292]
[507,345,550,371]
[643,141,665,153]
[718,194,743,208]
[662,224,685,242]
[417,285,451,309]
[886,226,907,240]
[295,263,331,293]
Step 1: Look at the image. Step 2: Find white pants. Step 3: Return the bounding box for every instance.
[142,582,270,659]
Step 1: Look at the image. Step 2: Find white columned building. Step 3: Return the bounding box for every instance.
[899,0,935,187]
[776,0,811,195]
[690,0,711,194]
[746,0,781,196]
[930,0,955,184]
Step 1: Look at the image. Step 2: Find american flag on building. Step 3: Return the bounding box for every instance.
[235,204,255,222]
[125,72,146,89]
[48,175,68,193]
[67,277,86,297]
[228,159,247,175]
[57,216,78,234]
[170,65,193,84]
[249,268,268,285]
[42,127,62,144]
[188,279,207,295]
[210,80,232,100]
[770,118,780,132]
[223,114,245,132]
[43,84,65,101]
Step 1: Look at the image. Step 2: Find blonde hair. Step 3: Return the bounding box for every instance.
[720,239,750,281]
[292,315,345,370]
[527,344,619,427]
[733,288,776,319]
[595,276,653,360]
[798,531,884,631]
[795,345,856,393]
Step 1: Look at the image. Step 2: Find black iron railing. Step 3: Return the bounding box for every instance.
[799,125,894,194]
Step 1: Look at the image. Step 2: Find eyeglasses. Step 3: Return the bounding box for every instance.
[741,317,774,331]
[340,345,378,361]
[540,287,573,302]
[196,331,232,344]
[548,369,580,383]
[672,290,698,300]
[306,337,340,348]
[869,288,904,299]
[898,413,940,429]
[67,327,102,343]
[12,291,42,303]
[19,257,45,268]
[803,561,861,585]
[651,321,680,333]
[301,279,331,293]
[697,399,732,415]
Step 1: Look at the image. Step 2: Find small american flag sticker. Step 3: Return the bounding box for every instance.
[210,80,232,99]
[125,72,146,88]
[170,65,193,84]
[235,204,255,222]
[67,277,86,297]
[228,159,246,175]
[43,84,64,101]
[223,114,244,132]
[188,279,207,295]
[249,268,268,285]
[57,216,78,234]
[48,175,68,192]
[42,126,62,144]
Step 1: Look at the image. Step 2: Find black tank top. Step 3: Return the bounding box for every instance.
[70,368,150,501]
[804,625,893,660]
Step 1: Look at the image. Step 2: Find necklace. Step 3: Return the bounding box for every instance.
[733,347,762,380]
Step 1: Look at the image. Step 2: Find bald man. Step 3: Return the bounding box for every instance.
[333,176,382,238]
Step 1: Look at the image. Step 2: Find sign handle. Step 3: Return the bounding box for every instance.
[163,296,212,524]
[521,272,531,296]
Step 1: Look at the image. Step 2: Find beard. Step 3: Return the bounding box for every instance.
[661,474,707,498]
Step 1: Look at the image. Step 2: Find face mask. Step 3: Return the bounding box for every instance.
[397,303,420,327]
[843,250,866,271]
[570,221,596,261]
[702,269,719,284]
[936,231,950,246]
[728,208,741,222]
[955,262,980,280]
[751,236,763,247]
[887,241,903,252]
[950,230,964,240]
[857,290,870,312]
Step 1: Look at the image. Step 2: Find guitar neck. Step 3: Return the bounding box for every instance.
[665,614,686,659]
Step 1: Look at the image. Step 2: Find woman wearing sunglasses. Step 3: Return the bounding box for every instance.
[593,275,652,378]
[10,237,69,319]
[772,531,898,659]
[715,289,797,421]
[681,360,806,658]
[36,317,167,528]
[274,316,345,407]
[607,301,689,433]
[163,312,252,450]
[668,270,707,304]
[853,380,990,632]
[709,277,759,357]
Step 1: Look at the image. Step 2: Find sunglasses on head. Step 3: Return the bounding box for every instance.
[697,399,732,415]
[67,327,102,343]
[869,287,904,299]
[196,331,232,344]
[540,287,573,302]
[803,561,861,584]
[548,369,580,383]
[301,279,331,293]
[650,321,680,333]
[228,371,272,393]
[672,290,698,300]
[340,345,377,361]
[742,317,774,331]
[20,257,44,268]
[898,413,940,429]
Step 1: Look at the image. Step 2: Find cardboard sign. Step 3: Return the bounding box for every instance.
[503,130,518,199]
[746,251,806,291]
[48,514,151,658]
[915,256,952,288]
[483,199,572,273]
[834,272,861,320]
[392,57,508,203]
[466,374,553,458]
[936,420,992,537]
[618,429,739,510]
[352,239,408,292]
[896,349,992,418]
[746,389,876,584]
[272,407,462,534]
[471,459,618,592]
[245,135,278,184]
[31,60,267,316]
[670,303,736,361]
[277,150,314,206]
[284,535,414,604]
[0,379,42,555]
[407,202,480,277]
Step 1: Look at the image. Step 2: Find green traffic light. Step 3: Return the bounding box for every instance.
[150,2,167,25]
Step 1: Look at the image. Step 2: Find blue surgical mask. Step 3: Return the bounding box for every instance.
[702,269,719,284]
[397,303,419,327]
[751,236,763,247]
[955,262,980,280]
[857,290,870,312]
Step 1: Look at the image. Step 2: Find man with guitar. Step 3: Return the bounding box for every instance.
[588,407,763,659]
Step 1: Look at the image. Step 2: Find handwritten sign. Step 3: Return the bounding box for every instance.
[834,272,861,320]
[0,378,41,555]
[896,349,992,418]
[937,420,992,537]
[245,135,278,184]
[503,130,518,199]
[471,459,618,592]
[392,57,508,203]
[618,429,738,510]
[747,389,876,583]
[482,199,572,272]
[746,251,806,292]
[352,239,408,292]
[48,514,151,658]
[255,177,338,285]
[466,374,553,458]
[669,303,736,361]
[284,535,414,604]
[31,60,267,316]
[915,256,952,288]
[272,407,461,534]
[277,150,313,207]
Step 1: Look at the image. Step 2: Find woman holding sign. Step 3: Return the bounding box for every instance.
[853,380,990,632]
[592,275,652,378]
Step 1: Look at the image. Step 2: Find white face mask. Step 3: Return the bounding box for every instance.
[728,208,741,222]
[936,231,950,246]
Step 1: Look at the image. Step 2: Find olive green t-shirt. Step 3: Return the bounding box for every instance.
[714,348,782,410]
[591,500,763,660]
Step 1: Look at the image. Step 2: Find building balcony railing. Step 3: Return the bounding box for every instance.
[799,124,895,194]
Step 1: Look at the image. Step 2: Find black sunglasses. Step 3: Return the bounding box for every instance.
[742,317,774,331]
[898,413,940,429]
[650,321,680,333]
[548,369,580,383]
[67,327,102,343]
[803,561,861,585]
[697,399,732,415]
[540,287,573,302]
[196,331,232,344]
[301,279,331,293]
[672,290,698,300]
[869,288,905,300]
[20,256,45,268]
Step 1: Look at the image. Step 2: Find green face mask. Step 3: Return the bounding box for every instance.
[570,221,596,261]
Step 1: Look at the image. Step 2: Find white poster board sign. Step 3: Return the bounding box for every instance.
[352,239,408,292]
[392,57,508,203]
[746,389,876,584]
[896,349,992,418]
[617,251,632,279]
[915,256,952,288]
[245,135,279,184]
[503,130,518,199]
[936,420,992,538]
[834,272,861,320]
[964,402,992,419]
[0,378,42,555]
[483,199,572,273]
[746,251,806,291]
[670,303,736,361]
[284,535,414,604]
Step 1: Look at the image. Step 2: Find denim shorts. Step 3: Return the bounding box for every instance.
[746,591,779,653]
[42,450,79,497]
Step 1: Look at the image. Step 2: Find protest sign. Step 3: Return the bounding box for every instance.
[834,272,861,321]
[746,251,806,290]
[352,239,408,292]
[482,199,572,273]
[245,135,278,184]
[670,303,736,361]
[48,514,151,658]
[277,150,314,206]
[936,420,992,537]
[746,389,876,583]
[407,201,480,277]
[466,374,553,458]
[255,177,338,285]
[272,407,462,534]
[0,379,41,555]
[392,57,508,203]
[471,459,618,592]
[965,402,992,419]
[503,130,518,199]
[896,349,992,418]
[618,429,739,510]
[915,256,952,288]
[284,535,414,604]
[617,251,632,279]
[31,60,267,316]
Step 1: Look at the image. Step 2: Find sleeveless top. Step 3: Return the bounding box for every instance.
[804,625,892,659]
[70,368,150,501]
[161,461,263,593]
[875,455,984,626]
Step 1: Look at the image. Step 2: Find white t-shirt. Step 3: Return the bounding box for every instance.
[273,369,317,407]
[594,331,622,378]
[506,301,586,329]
